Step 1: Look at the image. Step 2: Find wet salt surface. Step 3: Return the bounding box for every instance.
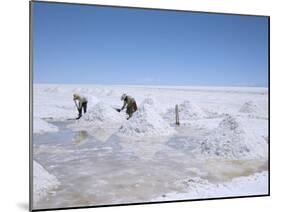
[33,121,267,209]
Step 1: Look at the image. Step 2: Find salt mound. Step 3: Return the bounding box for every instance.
[43,87,62,93]
[118,103,175,137]
[154,171,268,201]
[79,102,124,124]
[164,100,205,121]
[33,161,60,203]
[88,95,100,105]
[141,97,166,114]
[218,114,241,131]
[72,87,92,94]
[141,97,155,106]
[239,101,258,113]
[198,114,267,159]
[69,102,124,131]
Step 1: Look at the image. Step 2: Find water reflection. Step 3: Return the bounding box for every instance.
[33,121,268,209]
[88,127,119,142]
[73,131,89,146]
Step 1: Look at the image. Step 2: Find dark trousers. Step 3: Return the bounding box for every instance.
[126,102,137,119]
[78,102,87,117]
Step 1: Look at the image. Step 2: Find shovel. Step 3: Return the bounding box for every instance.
[112,107,121,112]
[74,100,81,119]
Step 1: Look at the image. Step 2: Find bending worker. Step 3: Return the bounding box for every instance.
[119,93,137,120]
[73,93,88,120]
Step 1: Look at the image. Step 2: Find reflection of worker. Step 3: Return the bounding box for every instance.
[119,94,137,120]
[73,93,88,119]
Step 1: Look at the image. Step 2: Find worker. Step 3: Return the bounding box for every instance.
[73,93,88,120]
[119,93,137,120]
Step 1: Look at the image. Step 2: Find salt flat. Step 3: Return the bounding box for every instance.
[32,84,268,209]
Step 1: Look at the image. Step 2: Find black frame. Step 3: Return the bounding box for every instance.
[29,1,270,211]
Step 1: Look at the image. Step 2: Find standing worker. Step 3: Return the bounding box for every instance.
[73,93,88,120]
[119,93,137,120]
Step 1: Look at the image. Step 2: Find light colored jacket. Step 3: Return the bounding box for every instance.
[73,94,88,109]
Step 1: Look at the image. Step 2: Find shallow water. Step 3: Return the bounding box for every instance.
[33,121,267,209]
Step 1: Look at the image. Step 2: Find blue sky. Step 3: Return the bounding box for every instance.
[33,2,269,86]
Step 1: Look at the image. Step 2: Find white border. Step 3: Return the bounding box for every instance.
[0,0,279,212]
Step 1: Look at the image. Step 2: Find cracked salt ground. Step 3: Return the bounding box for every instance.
[33,121,267,209]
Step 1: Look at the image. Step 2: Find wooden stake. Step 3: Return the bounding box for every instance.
[175,104,180,125]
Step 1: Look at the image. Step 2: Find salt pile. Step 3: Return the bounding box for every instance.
[141,96,170,114]
[164,100,205,121]
[154,171,268,201]
[118,101,175,137]
[43,87,62,93]
[198,114,267,159]
[141,97,156,107]
[87,95,100,105]
[82,102,124,123]
[69,102,125,130]
[218,114,241,131]
[239,101,258,113]
[33,161,60,203]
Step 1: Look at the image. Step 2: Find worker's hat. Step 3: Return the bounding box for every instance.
[121,93,127,101]
[73,93,80,99]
